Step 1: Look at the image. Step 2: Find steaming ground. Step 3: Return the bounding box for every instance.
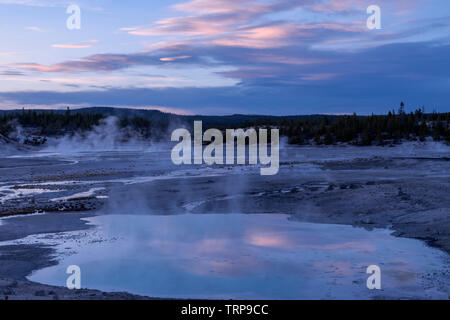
[0,141,449,299]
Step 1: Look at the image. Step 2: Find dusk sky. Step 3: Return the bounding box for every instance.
[0,0,449,115]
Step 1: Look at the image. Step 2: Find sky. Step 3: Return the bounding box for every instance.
[0,0,449,115]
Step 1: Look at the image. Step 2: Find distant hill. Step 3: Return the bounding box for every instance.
[0,107,332,128]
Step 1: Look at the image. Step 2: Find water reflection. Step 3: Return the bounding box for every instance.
[29,214,448,299]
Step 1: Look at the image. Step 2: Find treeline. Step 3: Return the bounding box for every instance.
[0,108,171,141]
[245,108,450,146]
[1,106,449,146]
[119,116,170,140]
[0,109,104,136]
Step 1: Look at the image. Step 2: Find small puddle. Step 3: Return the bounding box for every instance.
[28,214,448,299]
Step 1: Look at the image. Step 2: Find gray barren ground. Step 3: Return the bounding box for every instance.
[0,146,448,299]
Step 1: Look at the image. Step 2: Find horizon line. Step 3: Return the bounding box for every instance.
[1,106,447,118]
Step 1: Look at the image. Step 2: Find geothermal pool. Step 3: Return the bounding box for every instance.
[28,213,448,299]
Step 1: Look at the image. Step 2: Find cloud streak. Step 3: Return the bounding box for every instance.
[51,41,98,49]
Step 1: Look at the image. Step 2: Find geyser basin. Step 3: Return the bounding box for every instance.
[29,214,448,299]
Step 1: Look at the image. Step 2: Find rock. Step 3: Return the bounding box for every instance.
[34,290,46,296]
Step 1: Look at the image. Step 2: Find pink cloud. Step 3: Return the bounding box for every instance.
[159,55,191,61]
[121,0,297,42]
[52,41,98,49]
[14,63,64,72]
[211,24,301,48]
[130,17,230,36]
[15,54,134,73]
